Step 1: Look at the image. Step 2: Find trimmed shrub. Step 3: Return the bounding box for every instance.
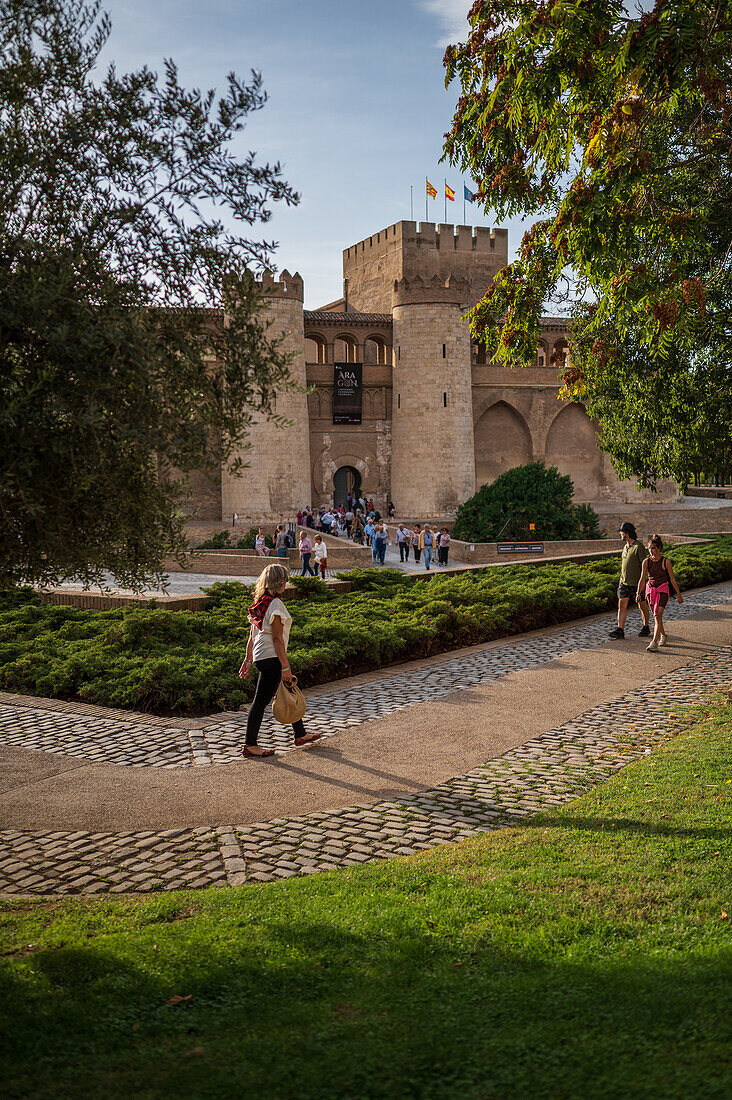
[452,461,604,542]
[0,538,729,716]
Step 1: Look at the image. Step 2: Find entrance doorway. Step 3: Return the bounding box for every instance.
[333,465,361,507]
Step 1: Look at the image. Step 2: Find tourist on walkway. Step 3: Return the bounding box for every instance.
[364,517,376,560]
[387,500,395,519]
[313,534,328,577]
[396,523,409,561]
[274,525,289,560]
[637,535,683,652]
[609,522,651,640]
[373,521,389,565]
[296,509,304,526]
[412,524,422,564]
[353,515,364,544]
[345,508,354,537]
[254,528,270,557]
[438,527,451,566]
[238,564,321,757]
[419,525,434,570]
[298,531,315,576]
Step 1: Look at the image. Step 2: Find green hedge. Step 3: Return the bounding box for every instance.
[0,538,730,716]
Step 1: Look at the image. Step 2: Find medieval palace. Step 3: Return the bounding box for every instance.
[188,220,674,522]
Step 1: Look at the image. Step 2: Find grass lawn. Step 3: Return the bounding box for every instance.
[1,700,731,1098]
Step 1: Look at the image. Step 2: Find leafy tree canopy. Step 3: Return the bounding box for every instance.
[444,0,732,489]
[452,461,603,541]
[0,0,299,589]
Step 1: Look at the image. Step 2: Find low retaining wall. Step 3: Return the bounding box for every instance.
[447,536,614,565]
[36,589,210,612]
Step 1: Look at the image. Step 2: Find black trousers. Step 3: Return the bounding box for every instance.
[438,546,449,565]
[246,657,306,745]
[399,541,408,561]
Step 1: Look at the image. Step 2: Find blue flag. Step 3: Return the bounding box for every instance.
[464,184,477,202]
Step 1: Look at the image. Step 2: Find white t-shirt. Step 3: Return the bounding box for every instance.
[314,542,327,562]
[251,598,292,662]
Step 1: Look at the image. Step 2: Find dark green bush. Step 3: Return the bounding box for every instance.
[0,538,729,716]
[452,461,604,542]
[195,530,232,549]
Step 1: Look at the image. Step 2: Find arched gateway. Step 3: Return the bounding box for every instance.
[333,465,361,507]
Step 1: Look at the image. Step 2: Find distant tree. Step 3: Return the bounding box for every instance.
[452,462,603,542]
[443,0,732,489]
[0,0,299,590]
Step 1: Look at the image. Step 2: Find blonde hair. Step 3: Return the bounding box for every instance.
[252,563,289,601]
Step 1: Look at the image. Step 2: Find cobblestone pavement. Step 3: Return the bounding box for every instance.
[0,581,729,767]
[1,639,731,895]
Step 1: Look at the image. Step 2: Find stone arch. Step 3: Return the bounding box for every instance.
[364,335,388,365]
[545,404,602,500]
[474,401,533,488]
[552,339,570,370]
[305,333,327,364]
[334,334,358,363]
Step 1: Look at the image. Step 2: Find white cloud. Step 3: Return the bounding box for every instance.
[416,0,471,47]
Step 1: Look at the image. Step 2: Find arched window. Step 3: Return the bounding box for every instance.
[334,335,358,363]
[552,340,570,370]
[305,335,326,364]
[536,342,549,368]
[364,336,387,365]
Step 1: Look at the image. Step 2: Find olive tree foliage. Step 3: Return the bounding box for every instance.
[444,0,732,488]
[0,0,299,589]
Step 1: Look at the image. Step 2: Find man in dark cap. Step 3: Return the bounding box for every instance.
[609,521,651,639]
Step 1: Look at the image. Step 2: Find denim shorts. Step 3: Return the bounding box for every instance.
[617,583,639,602]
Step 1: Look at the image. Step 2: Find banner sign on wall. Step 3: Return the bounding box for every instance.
[333,363,362,424]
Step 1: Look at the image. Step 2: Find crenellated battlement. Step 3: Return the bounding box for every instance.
[259,268,304,301]
[392,273,471,308]
[344,221,508,259]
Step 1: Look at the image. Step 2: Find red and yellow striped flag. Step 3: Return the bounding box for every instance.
[426,179,437,198]
[445,183,455,201]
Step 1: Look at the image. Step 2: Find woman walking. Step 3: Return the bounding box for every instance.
[438,527,450,566]
[411,524,421,564]
[636,535,683,652]
[298,530,316,576]
[238,564,322,757]
[313,534,328,577]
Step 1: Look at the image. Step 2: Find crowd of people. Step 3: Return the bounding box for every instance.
[291,497,452,572]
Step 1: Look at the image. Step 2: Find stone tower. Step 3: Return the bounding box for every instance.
[221,271,311,523]
[390,275,476,517]
[343,220,508,313]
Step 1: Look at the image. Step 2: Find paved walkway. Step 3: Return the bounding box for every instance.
[0,582,730,894]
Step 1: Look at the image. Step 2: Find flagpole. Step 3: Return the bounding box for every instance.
[444,178,447,222]
[425,177,428,222]
[463,185,466,225]
[410,185,413,221]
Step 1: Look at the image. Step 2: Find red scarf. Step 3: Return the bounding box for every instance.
[248,592,275,629]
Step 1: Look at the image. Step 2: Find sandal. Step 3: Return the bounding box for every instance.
[243,746,275,758]
[294,733,323,746]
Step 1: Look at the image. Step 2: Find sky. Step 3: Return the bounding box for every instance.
[101,0,530,308]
